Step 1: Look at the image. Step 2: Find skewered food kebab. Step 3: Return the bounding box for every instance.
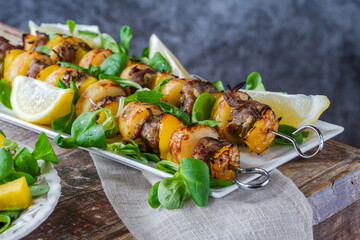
[0,32,279,170]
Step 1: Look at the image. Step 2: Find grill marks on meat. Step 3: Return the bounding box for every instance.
[129,65,156,88]
[61,69,90,88]
[26,56,51,78]
[191,137,240,180]
[192,137,231,166]
[140,113,161,153]
[54,41,77,63]
[33,31,49,49]
[177,79,218,117]
[0,37,22,76]
[224,90,270,140]
[53,40,91,63]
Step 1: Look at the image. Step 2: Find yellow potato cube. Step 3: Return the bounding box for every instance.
[0,177,33,210]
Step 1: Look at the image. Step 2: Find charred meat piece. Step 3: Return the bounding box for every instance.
[0,36,22,76]
[61,68,91,88]
[225,90,268,141]
[26,56,52,78]
[139,111,161,153]
[224,90,279,153]
[55,41,77,63]
[177,79,218,117]
[192,137,240,180]
[33,31,49,49]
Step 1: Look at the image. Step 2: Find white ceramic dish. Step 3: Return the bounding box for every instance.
[0,144,61,240]
[0,104,343,198]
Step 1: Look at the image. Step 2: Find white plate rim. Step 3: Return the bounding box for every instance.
[0,104,344,198]
[0,144,61,240]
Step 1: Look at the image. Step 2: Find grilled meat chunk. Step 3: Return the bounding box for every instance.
[177,79,218,116]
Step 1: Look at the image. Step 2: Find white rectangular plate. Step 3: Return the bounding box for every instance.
[0,105,344,198]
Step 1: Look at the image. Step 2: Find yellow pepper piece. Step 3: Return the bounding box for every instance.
[0,177,33,210]
[159,113,184,160]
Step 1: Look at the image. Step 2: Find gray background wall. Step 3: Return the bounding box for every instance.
[0,0,359,147]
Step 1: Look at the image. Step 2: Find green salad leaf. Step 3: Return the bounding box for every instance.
[0,79,12,109]
[245,72,266,91]
[157,175,188,209]
[212,80,225,91]
[273,124,309,145]
[36,45,50,55]
[32,132,59,164]
[14,147,39,178]
[124,90,164,104]
[78,30,99,38]
[101,33,121,53]
[148,181,161,208]
[192,92,221,127]
[155,160,179,175]
[101,52,128,76]
[148,52,171,73]
[98,74,143,90]
[153,78,173,92]
[0,148,13,180]
[155,102,190,125]
[0,215,11,233]
[67,19,76,35]
[57,62,87,72]
[29,184,50,197]
[120,25,132,55]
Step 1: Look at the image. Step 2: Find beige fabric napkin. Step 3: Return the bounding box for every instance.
[90,153,313,240]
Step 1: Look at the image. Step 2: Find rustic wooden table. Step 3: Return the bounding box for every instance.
[1,23,360,240]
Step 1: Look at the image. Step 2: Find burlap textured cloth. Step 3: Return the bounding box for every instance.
[91,153,313,240]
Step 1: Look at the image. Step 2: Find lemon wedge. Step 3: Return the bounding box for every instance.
[149,34,190,78]
[242,90,330,127]
[29,20,101,49]
[10,76,74,125]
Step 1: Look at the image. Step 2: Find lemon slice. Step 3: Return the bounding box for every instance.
[149,34,190,78]
[29,20,101,49]
[242,90,330,127]
[10,76,74,125]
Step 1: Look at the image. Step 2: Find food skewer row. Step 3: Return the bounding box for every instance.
[0,33,279,166]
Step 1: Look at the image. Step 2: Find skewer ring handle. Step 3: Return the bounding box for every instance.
[270,125,324,159]
[235,167,270,190]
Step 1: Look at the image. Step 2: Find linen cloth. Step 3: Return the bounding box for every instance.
[90,153,313,240]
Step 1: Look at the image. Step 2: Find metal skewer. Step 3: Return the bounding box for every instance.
[234,125,324,190]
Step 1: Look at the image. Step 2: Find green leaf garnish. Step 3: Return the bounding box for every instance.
[124,90,164,104]
[192,92,219,127]
[78,30,99,38]
[29,184,50,197]
[32,132,59,164]
[148,52,171,73]
[245,72,266,91]
[67,19,76,36]
[155,102,190,125]
[0,79,12,109]
[101,53,128,76]
[120,25,132,55]
[212,80,225,91]
[0,148,13,180]
[36,45,50,55]
[57,62,87,72]
[273,124,304,145]
[98,74,143,90]
[100,33,121,53]
[153,78,173,92]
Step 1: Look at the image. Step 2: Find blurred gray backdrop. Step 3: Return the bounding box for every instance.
[1,0,359,147]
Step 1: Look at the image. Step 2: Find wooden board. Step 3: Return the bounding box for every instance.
[1,22,360,239]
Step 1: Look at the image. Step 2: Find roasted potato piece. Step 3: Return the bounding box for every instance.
[159,79,186,106]
[210,95,239,143]
[75,79,126,117]
[36,64,60,81]
[159,113,185,159]
[4,50,52,86]
[119,101,162,142]
[120,62,156,89]
[169,124,219,164]
[79,48,113,68]
[3,49,25,82]
[244,108,279,154]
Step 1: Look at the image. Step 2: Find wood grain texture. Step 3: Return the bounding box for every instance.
[1,22,360,239]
